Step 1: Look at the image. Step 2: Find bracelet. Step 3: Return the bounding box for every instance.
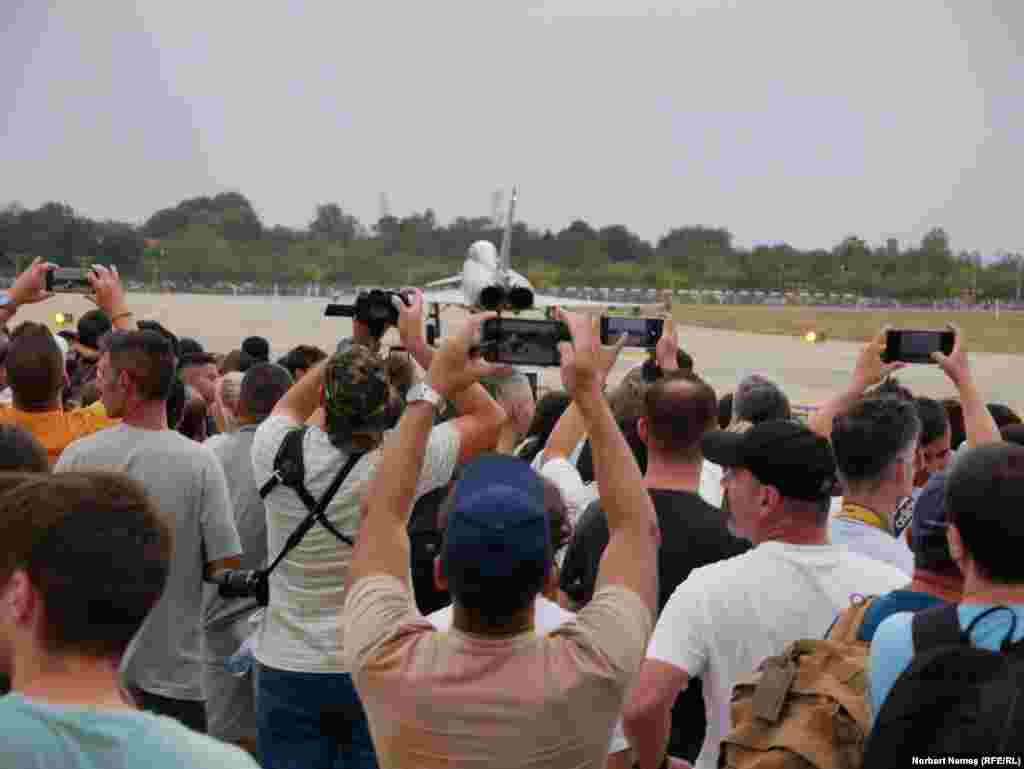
[111,311,134,322]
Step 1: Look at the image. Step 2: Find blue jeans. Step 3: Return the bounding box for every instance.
[255,663,378,769]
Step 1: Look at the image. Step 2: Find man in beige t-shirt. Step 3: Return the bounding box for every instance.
[343,309,660,769]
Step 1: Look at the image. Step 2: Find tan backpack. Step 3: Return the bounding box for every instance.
[718,596,876,769]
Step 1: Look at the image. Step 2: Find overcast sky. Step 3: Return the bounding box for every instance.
[2,1,1022,254]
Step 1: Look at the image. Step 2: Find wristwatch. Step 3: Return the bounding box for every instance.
[0,291,15,309]
[405,382,444,413]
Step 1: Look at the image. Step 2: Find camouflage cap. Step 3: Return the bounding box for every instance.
[323,343,391,431]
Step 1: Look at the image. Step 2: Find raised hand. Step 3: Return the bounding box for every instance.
[932,323,971,388]
[556,309,604,403]
[425,312,512,400]
[8,257,56,307]
[393,288,425,348]
[655,314,680,372]
[86,264,128,316]
[852,326,905,391]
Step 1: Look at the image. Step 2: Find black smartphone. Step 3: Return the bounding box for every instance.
[46,267,94,294]
[883,329,955,364]
[480,318,570,367]
[600,315,665,348]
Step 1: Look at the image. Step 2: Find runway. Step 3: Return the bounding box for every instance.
[20,292,1023,412]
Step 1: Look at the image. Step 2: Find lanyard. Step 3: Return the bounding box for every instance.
[839,502,888,533]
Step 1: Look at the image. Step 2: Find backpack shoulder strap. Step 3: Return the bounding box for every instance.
[260,427,318,513]
[827,594,877,643]
[912,603,964,653]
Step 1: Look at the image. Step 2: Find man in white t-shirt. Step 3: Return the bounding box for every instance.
[701,374,793,508]
[624,419,907,769]
[828,396,918,575]
[252,293,506,769]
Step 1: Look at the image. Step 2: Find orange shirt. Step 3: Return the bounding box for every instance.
[0,401,119,465]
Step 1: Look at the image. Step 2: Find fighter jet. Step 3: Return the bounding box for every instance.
[422,187,658,313]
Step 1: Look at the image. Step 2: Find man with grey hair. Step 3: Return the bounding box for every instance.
[700,374,791,508]
[732,373,791,424]
[812,325,997,576]
[482,371,536,453]
[202,363,295,755]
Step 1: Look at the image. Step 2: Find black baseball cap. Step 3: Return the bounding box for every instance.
[242,335,270,362]
[702,419,836,501]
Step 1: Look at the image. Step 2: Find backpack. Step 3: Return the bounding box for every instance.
[407,482,452,615]
[863,604,1024,766]
[718,596,877,769]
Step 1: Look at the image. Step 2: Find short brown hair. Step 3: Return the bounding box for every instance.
[0,472,172,658]
[104,330,176,401]
[0,425,48,473]
[239,363,293,421]
[644,371,718,459]
[6,322,64,407]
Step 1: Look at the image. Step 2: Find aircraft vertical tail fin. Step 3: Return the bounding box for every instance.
[498,186,517,276]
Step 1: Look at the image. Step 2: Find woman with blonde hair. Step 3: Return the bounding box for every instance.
[212,371,244,434]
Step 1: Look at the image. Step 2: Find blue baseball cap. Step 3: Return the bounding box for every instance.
[441,454,552,609]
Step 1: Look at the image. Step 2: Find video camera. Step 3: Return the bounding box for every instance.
[215,569,269,607]
[324,289,411,338]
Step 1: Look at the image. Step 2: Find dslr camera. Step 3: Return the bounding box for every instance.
[216,569,269,607]
[324,289,412,338]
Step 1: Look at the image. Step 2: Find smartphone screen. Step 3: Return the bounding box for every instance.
[600,316,664,347]
[885,330,955,364]
[481,318,569,367]
[47,267,94,294]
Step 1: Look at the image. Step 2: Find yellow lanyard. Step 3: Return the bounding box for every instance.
[839,502,888,533]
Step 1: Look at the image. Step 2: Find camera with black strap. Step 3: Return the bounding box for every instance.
[215,427,364,607]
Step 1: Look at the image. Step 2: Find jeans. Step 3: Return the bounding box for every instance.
[255,662,378,769]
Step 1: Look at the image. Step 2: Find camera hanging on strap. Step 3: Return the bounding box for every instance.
[218,427,365,607]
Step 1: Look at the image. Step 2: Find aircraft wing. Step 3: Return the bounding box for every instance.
[421,287,664,311]
[424,274,462,290]
[528,291,655,309]
[420,286,469,306]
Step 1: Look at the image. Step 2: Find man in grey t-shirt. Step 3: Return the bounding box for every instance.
[201,363,293,753]
[56,330,242,734]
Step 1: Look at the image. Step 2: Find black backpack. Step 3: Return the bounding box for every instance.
[864,604,1024,766]
[407,483,452,616]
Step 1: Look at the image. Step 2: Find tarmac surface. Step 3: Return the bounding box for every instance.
[21,292,1023,412]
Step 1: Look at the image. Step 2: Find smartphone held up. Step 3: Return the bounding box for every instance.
[883,329,955,364]
[45,267,96,294]
[599,316,664,348]
[479,317,570,367]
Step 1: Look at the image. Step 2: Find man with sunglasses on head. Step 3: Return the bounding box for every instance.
[251,288,506,769]
[56,323,242,734]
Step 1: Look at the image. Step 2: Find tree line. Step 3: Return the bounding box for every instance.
[1,193,1021,300]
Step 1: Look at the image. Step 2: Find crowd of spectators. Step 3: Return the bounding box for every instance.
[0,254,1021,767]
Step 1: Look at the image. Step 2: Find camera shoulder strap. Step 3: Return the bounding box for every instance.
[262,449,365,578]
[260,427,317,511]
